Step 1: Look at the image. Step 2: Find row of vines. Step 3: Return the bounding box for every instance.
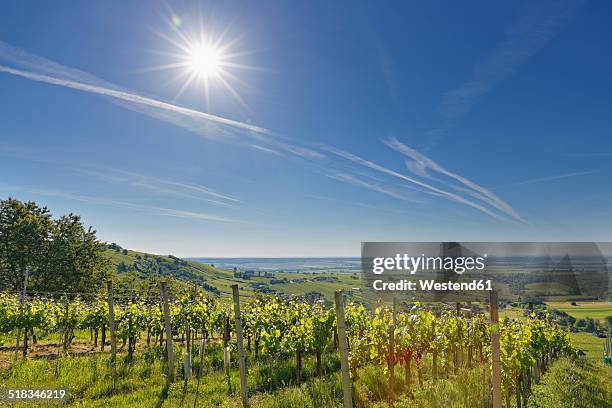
[0,290,575,407]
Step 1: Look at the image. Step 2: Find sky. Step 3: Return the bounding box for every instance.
[0,0,611,257]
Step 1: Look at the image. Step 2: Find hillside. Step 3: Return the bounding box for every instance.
[103,243,361,302]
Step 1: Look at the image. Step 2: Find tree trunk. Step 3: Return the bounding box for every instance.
[101,326,106,351]
[316,348,322,377]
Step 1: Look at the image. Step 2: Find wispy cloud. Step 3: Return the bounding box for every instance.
[502,170,594,187]
[324,171,424,203]
[307,194,458,221]
[383,137,524,222]
[0,40,267,140]
[0,39,325,160]
[424,0,583,148]
[248,144,285,156]
[78,168,240,207]
[0,39,522,223]
[323,145,512,222]
[0,65,267,135]
[0,185,236,223]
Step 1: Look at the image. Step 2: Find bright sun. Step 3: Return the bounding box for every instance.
[187,44,222,78]
[153,14,257,110]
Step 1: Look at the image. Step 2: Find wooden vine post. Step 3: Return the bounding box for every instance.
[334,290,353,408]
[161,281,175,383]
[222,315,232,393]
[231,284,249,408]
[389,297,396,398]
[106,280,117,379]
[388,324,395,400]
[490,290,502,408]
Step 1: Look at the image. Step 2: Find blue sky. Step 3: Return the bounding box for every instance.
[1,0,611,257]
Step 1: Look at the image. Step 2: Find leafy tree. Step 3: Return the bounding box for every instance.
[0,198,52,291]
[0,198,110,293]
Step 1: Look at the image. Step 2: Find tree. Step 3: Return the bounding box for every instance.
[0,198,52,291]
[0,198,110,294]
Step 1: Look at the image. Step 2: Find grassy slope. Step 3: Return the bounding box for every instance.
[527,358,611,408]
[0,344,344,408]
[103,247,360,302]
[568,332,606,361]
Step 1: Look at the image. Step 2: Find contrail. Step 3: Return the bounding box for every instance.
[324,146,511,222]
[0,65,268,135]
[0,185,236,223]
[0,41,524,223]
[383,137,525,223]
[504,171,593,187]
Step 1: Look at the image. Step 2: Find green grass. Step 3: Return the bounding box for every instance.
[2,341,609,408]
[569,332,606,361]
[546,301,612,321]
[0,343,343,407]
[527,358,611,408]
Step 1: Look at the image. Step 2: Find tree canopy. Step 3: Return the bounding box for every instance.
[0,197,110,294]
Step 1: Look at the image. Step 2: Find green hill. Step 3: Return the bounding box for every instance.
[103,243,361,302]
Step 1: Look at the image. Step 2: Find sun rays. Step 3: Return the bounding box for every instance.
[149,11,257,112]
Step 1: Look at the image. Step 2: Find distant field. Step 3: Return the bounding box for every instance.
[546,301,612,320]
[569,332,606,360]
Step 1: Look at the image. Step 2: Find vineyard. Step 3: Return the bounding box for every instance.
[0,285,576,407]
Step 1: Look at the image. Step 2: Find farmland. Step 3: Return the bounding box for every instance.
[545,301,612,321]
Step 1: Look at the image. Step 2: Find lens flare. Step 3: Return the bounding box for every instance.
[171,15,182,28]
